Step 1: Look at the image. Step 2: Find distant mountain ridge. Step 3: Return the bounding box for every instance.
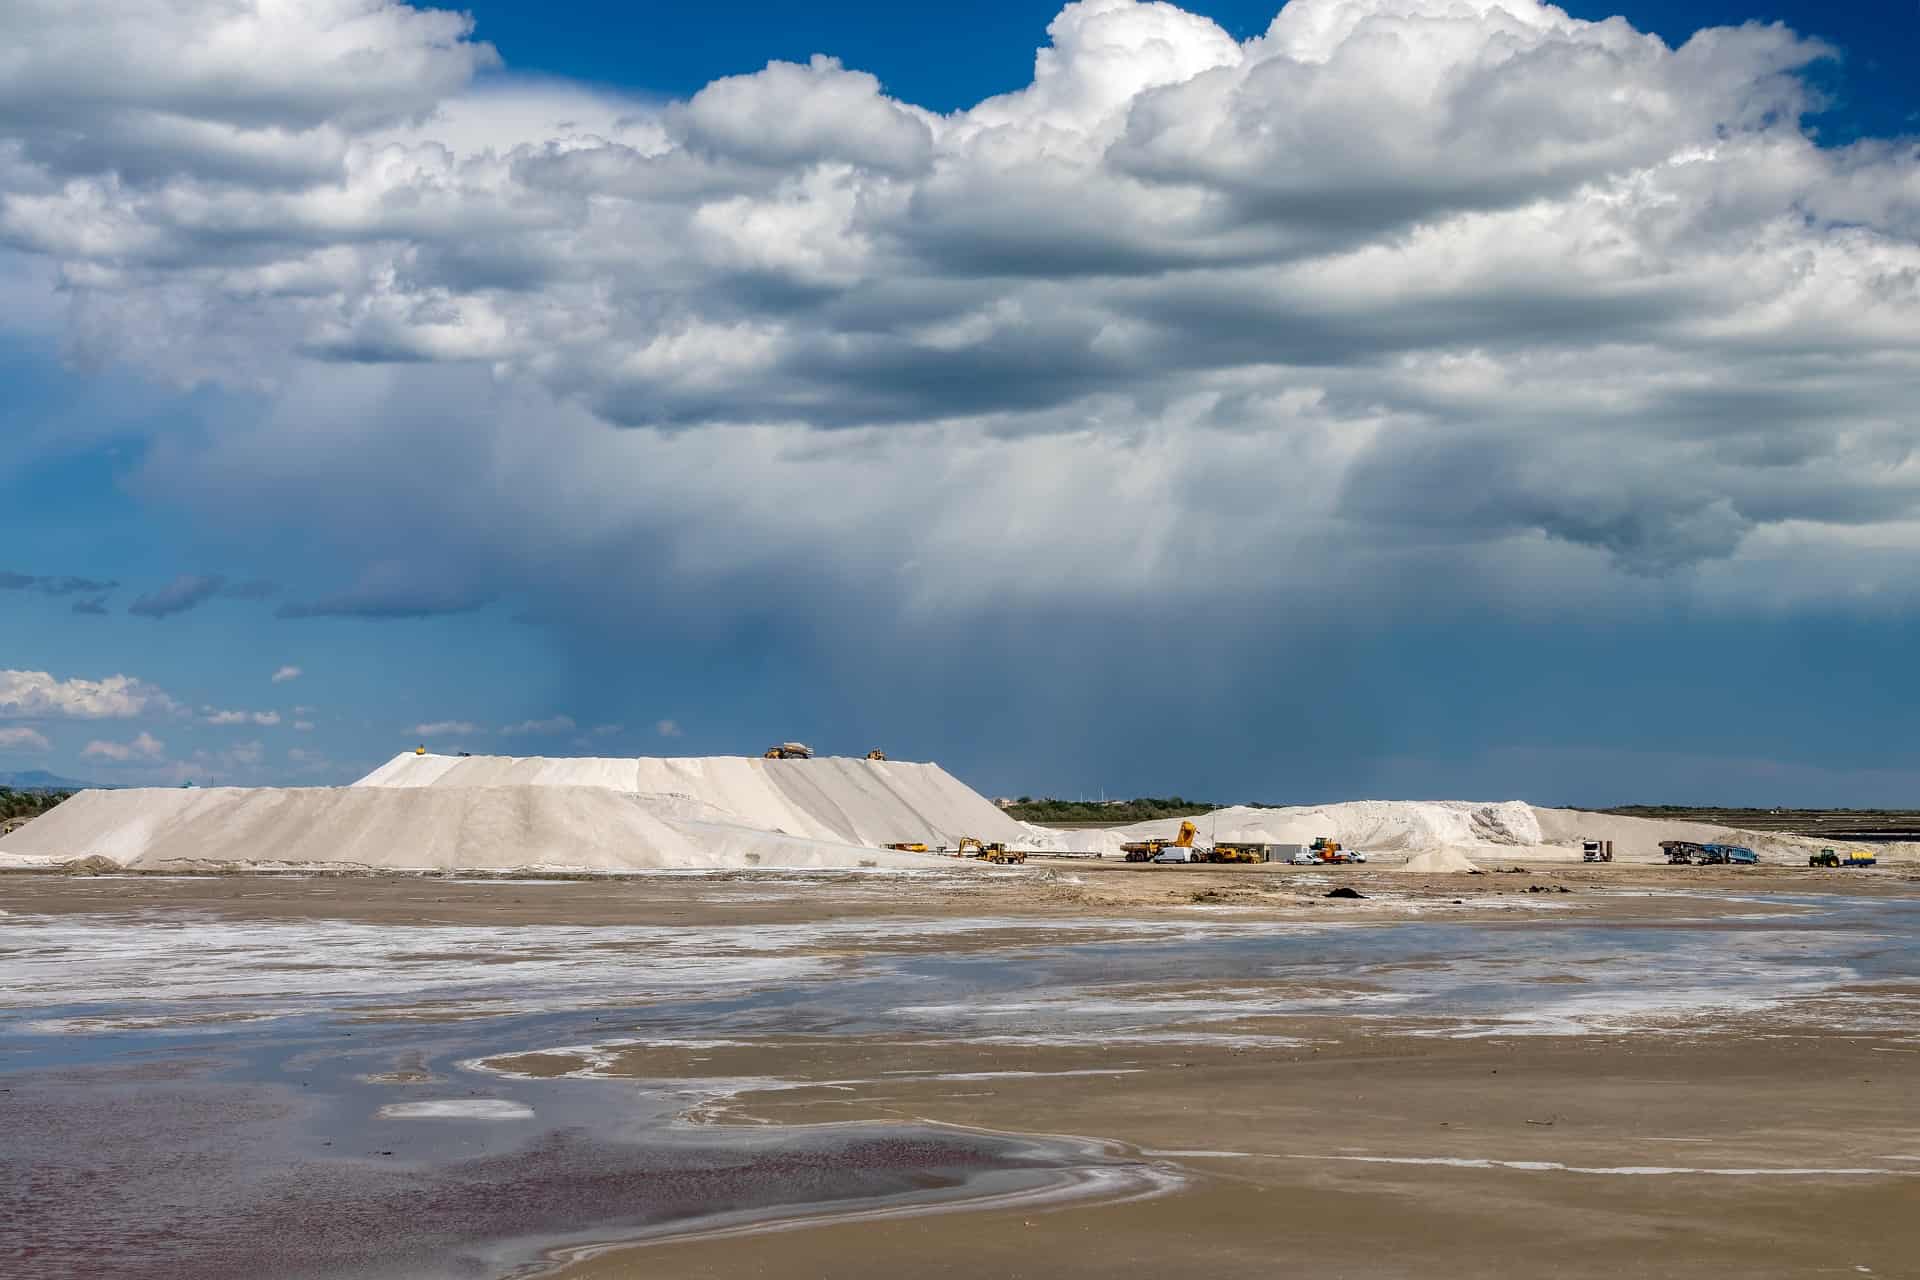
[0,770,102,792]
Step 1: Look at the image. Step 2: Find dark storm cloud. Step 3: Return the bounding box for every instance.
[129,574,227,618]
[276,585,493,620]
[221,579,279,601]
[2,572,121,597]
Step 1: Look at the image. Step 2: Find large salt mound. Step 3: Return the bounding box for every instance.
[0,752,1029,873]
[0,784,965,873]
[356,753,1029,847]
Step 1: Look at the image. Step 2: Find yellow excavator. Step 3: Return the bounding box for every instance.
[955,836,1026,865]
[1121,821,1198,863]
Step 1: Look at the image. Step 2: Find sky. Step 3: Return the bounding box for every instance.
[1,0,1917,805]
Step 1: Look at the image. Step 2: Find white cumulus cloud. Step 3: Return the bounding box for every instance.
[411,720,479,737]
[0,0,1917,630]
[271,665,303,684]
[82,731,166,763]
[0,669,178,720]
[0,727,52,753]
[203,707,282,727]
[501,714,576,736]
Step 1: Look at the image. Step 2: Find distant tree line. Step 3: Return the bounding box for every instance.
[1004,796,1218,824]
[0,787,71,823]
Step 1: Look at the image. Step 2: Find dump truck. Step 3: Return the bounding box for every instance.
[1121,821,1198,863]
[1582,839,1614,863]
[764,742,813,760]
[887,842,929,853]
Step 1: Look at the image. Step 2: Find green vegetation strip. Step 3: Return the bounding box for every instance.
[1,787,72,824]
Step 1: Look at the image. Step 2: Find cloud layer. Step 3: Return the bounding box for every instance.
[0,670,179,720]
[2,0,1918,639]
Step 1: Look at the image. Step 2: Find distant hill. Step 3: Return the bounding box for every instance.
[1003,796,1219,825]
[0,770,99,792]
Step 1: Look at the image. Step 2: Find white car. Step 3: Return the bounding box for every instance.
[1289,852,1318,865]
[1347,851,1368,863]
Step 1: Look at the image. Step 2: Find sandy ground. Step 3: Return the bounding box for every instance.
[6,856,1915,925]
[2,870,1916,1279]
[543,1030,1920,1280]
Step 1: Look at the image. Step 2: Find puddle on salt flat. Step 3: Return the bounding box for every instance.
[2,892,1915,1279]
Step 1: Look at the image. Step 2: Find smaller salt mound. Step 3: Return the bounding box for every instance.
[1396,848,1484,874]
[1030,800,1542,857]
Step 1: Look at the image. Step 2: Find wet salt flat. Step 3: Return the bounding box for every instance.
[1,887,1915,1278]
[4,892,1917,1045]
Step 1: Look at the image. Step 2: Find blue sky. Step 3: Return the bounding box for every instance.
[2,0,1918,804]
[467,0,1920,137]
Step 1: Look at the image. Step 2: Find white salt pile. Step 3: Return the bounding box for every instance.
[1397,848,1485,874]
[1027,800,1541,859]
[356,752,1030,847]
[0,753,1026,874]
[6,752,1905,874]
[1031,799,1867,866]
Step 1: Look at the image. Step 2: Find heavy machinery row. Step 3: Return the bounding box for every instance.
[768,745,1889,869]
[1116,827,1366,865]
[887,825,1368,867]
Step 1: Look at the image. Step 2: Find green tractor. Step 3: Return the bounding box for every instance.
[1809,849,1840,868]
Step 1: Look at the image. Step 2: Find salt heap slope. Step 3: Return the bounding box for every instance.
[1028,800,1542,862]
[1034,799,1858,866]
[0,753,1024,873]
[355,753,1030,848]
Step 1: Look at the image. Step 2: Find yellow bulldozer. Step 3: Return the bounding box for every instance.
[763,742,813,760]
[1206,842,1263,864]
[866,749,887,761]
